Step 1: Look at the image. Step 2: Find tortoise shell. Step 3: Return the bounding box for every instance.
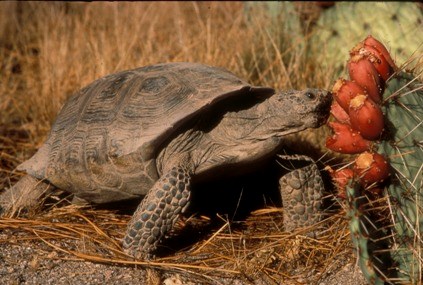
[18,62,273,202]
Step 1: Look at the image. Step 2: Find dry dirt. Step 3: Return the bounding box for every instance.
[0,203,368,285]
[0,229,367,285]
[0,239,367,285]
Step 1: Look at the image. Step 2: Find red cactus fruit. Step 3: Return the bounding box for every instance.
[366,187,384,196]
[353,152,390,187]
[332,78,366,112]
[330,168,354,199]
[348,54,384,104]
[363,35,397,71]
[326,121,372,154]
[349,94,384,140]
[330,100,350,124]
[350,42,394,82]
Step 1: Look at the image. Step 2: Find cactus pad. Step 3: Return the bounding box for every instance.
[347,70,423,284]
[312,2,423,77]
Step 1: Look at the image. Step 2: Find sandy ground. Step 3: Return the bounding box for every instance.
[0,227,368,285]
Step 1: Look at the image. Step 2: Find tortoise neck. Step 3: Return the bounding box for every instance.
[216,97,306,142]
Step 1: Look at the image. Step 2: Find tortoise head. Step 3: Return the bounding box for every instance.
[263,88,332,137]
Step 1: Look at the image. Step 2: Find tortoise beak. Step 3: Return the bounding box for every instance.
[316,90,332,124]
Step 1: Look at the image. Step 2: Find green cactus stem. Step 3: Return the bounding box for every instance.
[347,69,422,284]
[379,70,423,283]
[346,182,387,285]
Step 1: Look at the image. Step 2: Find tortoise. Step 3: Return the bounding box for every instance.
[0,62,331,259]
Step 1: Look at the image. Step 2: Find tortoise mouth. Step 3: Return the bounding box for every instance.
[315,91,332,125]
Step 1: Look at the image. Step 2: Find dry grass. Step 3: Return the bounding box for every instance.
[0,205,353,284]
[0,2,332,141]
[0,2,354,283]
[0,1,334,182]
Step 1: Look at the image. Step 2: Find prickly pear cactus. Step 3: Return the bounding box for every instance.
[347,69,423,284]
[379,70,423,282]
[346,182,387,285]
[312,2,423,77]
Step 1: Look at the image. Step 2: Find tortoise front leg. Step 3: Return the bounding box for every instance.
[123,166,191,259]
[278,155,324,234]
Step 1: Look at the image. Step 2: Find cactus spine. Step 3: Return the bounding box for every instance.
[379,71,423,283]
[346,68,423,284]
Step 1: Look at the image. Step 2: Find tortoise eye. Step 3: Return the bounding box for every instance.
[305,92,316,100]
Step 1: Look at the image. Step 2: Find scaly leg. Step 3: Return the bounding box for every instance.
[122,166,191,259]
[278,155,324,233]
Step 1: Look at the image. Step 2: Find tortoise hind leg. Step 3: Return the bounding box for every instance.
[278,155,324,235]
[123,166,191,259]
[0,175,54,217]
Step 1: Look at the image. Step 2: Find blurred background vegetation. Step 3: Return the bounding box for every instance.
[1,2,421,142]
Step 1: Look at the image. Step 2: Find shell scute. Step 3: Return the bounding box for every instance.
[18,62,273,199]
